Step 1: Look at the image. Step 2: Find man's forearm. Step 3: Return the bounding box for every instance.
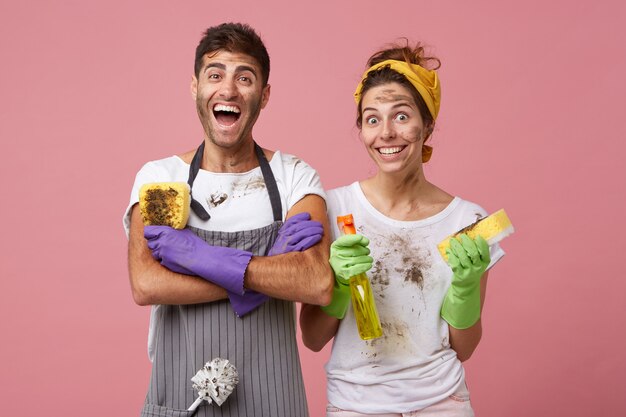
[128,194,333,306]
[128,205,228,306]
[129,252,228,305]
[243,194,334,305]
[243,246,333,305]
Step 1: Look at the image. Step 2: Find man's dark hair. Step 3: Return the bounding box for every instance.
[194,23,270,85]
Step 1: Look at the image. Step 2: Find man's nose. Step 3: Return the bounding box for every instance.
[218,77,239,100]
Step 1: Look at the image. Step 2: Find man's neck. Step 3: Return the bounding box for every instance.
[201,138,259,173]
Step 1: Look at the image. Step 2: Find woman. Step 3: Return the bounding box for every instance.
[300,42,505,416]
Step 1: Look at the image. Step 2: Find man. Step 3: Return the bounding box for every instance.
[123,23,333,417]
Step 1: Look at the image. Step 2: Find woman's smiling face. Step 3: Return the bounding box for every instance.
[359,82,426,174]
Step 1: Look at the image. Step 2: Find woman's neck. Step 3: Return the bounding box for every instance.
[361,169,453,221]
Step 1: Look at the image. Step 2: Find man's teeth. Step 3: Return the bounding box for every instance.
[213,104,240,113]
[379,147,403,155]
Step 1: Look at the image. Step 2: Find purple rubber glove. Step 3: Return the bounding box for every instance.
[267,212,324,256]
[144,226,252,295]
[229,212,324,316]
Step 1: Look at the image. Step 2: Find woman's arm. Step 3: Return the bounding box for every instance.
[300,304,341,352]
[299,227,374,351]
[448,271,489,361]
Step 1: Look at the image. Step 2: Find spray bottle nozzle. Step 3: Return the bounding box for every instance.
[336,214,357,235]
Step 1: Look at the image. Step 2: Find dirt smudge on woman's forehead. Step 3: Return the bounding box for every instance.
[373,90,413,104]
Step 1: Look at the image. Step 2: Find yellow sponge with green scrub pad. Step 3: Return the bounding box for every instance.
[438,209,514,261]
[139,182,190,229]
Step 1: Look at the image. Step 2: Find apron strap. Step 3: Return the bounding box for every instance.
[187,141,283,222]
[188,141,211,220]
[254,142,283,222]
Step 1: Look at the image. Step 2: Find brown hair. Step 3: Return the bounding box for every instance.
[356,39,441,139]
[194,23,270,86]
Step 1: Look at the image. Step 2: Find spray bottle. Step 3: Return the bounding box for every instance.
[337,214,383,340]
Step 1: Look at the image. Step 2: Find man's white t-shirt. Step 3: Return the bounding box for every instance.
[325,182,504,414]
[122,150,325,360]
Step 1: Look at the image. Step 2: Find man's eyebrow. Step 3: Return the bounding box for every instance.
[235,65,257,76]
[204,62,226,72]
[203,63,257,77]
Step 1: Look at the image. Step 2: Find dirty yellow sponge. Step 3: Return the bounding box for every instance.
[438,209,514,261]
[139,182,190,229]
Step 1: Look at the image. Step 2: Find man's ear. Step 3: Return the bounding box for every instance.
[191,75,198,100]
[260,84,271,109]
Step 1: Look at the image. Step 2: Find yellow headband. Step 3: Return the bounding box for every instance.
[354,59,441,120]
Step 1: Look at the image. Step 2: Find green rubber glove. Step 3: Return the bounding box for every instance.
[321,234,373,319]
[441,234,491,329]
[320,281,351,319]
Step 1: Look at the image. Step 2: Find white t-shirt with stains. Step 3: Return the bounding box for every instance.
[325,182,504,413]
[122,150,325,360]
[123,151,325,235]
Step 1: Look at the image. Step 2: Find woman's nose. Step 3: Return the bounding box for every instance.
[381,120,396,140]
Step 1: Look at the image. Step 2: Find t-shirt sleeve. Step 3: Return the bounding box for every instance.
[281,154,327,214]
[122,161,162,239]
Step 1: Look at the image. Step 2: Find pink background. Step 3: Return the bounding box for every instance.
[1,0,625,415]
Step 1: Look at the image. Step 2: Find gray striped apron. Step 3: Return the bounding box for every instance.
[140,143,309,417]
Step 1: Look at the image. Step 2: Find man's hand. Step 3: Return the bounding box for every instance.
[144,226,253,295]
[230,212,324,316]
[268,212,323,256]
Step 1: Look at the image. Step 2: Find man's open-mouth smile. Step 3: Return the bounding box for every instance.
[213,103,241,127]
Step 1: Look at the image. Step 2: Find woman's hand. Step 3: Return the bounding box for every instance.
[328,234,373,283]
[321,234,373,319]
[441,234,490,329]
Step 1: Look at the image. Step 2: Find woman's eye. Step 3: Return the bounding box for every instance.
[396,113,408,121]
[366,117,378,125]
